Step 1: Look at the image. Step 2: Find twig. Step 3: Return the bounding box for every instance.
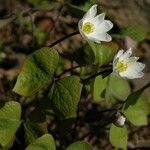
[82,69,112,83]
[56,64,112,78]
[49,5,64,36]
[56,65,81,77]
[48,30,79,47]
[140,81,150,91]
[27,11,35,48]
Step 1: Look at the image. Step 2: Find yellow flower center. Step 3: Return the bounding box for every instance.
[116,60,128,72]
[82,22,94,34]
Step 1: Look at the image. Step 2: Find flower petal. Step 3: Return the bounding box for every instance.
[90,13,105,24]
[93,20,113,33]
[83,4,97,20]
[78,19,85,37]
[114,50,124,60]
[120,48,132,59]
[119,61,145,79]
[88,33,112,43]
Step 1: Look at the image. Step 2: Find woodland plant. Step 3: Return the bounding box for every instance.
[0,1,149,150]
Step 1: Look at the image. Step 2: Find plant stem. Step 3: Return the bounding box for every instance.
[48,30,79,47]
[27,11,35,48]
[141,81,150,91]
[82,69,112,83]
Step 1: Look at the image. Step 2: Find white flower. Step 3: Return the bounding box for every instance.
[78,4,113,43]
[116,113,126,126]
[113,48,145,79]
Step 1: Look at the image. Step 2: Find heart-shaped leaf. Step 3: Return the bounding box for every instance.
[123,91,150,126]
[24,107,48,144]
[25,134,56,150]
[93,74,131,102]
[13,47,59,96]
[0,101,21,147]
[88,41,118,66]
[48,76,82,119]
[66,141,93,150]
[109,124,128,150]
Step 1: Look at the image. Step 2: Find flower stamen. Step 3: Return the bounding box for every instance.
[116,60,128,72]
[82,22,94,34]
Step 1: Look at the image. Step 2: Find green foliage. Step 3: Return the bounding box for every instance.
[25,134,56,150]
[35,27,48,46]
[93,75,107,102]
[93,74,131,103]
[88,41,118,65]
[121,26,148,41]
[107,74,131,101]
[66,141,93,150]
[0,101,21,148]
[24,107,48,144]
[123,91,150,126]
[48,76,82,119]
[109,124,128,150]
[66,3,85,18]
[13,47,59,96]
[66,0,96,18]
[27,0,55,8]
[64,44,95,65]
[24,120,48,144]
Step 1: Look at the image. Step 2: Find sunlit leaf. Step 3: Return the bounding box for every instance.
[93,75,107,102]
[0,101,21,147]
[25,134,56,150]
[66,141,93,150]
[88,41,118,66]
[109,124,128,150]
[123,91,150,126]
[108,74,131,101]
[93,74,130,102]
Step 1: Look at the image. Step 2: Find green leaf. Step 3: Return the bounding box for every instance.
[93,75,107,102]
[13,47,59,96]
[35,27,48,46]
[121,26,148,41]
[66,3,85,18]
[123,91,150,126]
[108,74,131,101]
[25,134,56,150]
[109,124,128,150]
[48,76,82,119]
[93,74,131,102]
[66,141,93,150]
[24,108,48,144]
[63,44,95,65]
[88,41,118,65]
[0,101,21,147]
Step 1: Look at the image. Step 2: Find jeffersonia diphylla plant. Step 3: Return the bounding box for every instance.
[1,2,150,150]
[78,4,113,43]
